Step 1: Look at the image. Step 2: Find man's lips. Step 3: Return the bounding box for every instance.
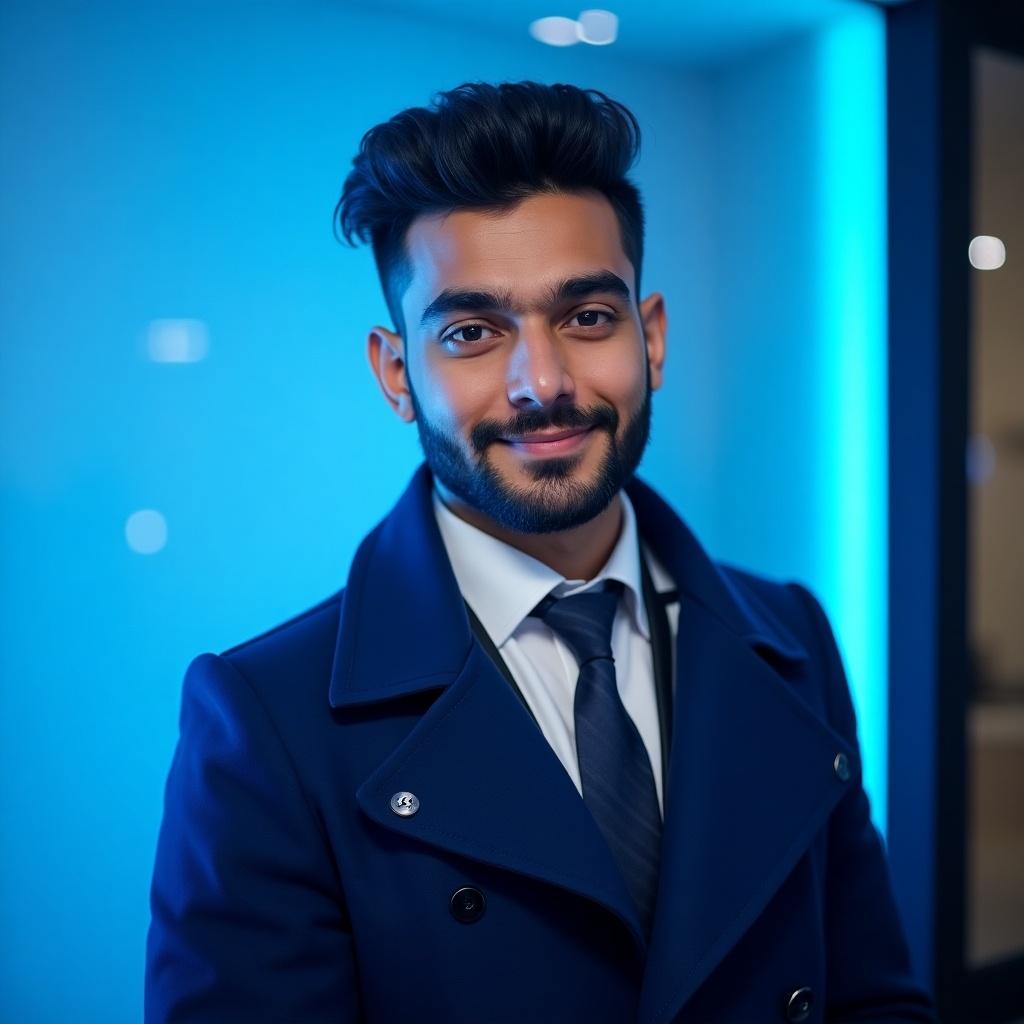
[500,426,595,455]
[507,427,592,443]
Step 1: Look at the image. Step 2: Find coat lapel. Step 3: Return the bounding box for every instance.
[626,478,857,1023]
[330,464,858,1021]
[329,463,648,957]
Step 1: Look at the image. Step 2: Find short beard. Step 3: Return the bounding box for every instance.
[408,363,652,535]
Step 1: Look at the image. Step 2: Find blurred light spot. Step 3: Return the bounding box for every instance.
[968,235,1006,270]
[529,15,580,46]
[125,509,167,554]
[577,9,618,45]
[966,434,996,485]
[147,319,209,363]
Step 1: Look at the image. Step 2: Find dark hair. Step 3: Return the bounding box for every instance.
[334,80,645,337]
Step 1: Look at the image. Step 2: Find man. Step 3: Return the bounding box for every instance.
[145,81,936,1023]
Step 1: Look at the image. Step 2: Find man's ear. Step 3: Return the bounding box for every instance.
[639,292,667,391]
[367,326,415,423]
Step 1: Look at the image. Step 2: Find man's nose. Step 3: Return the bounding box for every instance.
[506,325,575,408]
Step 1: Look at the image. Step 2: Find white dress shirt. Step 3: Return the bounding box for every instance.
[432,487,680,819]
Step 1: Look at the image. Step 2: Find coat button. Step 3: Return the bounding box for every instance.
[833,753,851,782]
[389,791,420,817]
[785,986,813,1022]
[450,886,486,923]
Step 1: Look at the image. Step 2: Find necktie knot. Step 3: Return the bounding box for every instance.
[530,580,624,665]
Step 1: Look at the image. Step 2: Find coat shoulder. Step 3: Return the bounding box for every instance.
[719,561,818,628]
[715,561,828,667]
[215,589,345,706]
[718,561,858,740]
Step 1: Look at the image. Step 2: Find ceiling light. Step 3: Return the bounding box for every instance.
[577,9,618,45]
[529,15,580,47]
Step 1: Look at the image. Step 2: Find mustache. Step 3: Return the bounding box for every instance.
[471,404,618,451]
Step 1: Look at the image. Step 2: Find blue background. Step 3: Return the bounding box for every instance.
[0,1,886,1019]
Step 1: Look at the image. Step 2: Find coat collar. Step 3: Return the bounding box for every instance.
[329,462,805,709]
[432,484,654,647]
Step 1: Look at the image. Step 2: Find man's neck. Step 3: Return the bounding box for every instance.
[434,483,624,582]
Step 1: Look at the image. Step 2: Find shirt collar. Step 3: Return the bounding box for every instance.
[431,487,650,649]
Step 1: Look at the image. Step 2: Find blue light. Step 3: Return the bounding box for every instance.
[814,6,889,835]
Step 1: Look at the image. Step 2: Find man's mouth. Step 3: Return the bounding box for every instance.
[502,426,595,456]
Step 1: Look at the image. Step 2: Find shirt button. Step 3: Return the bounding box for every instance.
[389,791,420,817]
[784,986,813,1022]
[450,886,486,923]
[833,753,851,782]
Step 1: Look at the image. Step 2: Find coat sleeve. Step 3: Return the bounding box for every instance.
[145,652,363,1023]
[788,584,937,1023]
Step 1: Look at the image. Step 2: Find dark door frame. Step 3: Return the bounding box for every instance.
[887,1,1024,1020]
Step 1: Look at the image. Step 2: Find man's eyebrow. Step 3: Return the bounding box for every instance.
[419,287,515,328]
[546,271,632,307]
[418,270,632,329]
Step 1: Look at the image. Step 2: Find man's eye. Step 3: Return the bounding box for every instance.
[442,324,498,346]
[569,309,614,328]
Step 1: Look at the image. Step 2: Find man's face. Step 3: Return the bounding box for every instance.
[370,190,666,534]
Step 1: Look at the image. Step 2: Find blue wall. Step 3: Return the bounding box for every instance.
[0,2,886,1019]
[699,10,889,833]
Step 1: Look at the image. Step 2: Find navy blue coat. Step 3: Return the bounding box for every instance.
[145,463,937,1023]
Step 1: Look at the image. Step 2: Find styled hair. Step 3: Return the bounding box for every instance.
[334,80,645,337]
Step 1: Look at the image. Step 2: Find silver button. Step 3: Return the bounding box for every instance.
[833,753,851,782]
[390,791,420,817]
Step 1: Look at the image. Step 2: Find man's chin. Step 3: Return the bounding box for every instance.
[474,471,619,534]
[485,452,597,496]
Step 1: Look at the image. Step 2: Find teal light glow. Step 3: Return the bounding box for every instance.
[815,7,889,835]
[691,5,890,839]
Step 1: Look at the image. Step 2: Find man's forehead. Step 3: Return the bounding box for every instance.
[401,192,634,323]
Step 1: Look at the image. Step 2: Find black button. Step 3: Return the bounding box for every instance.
[785,986,813,1022]
[450,886,486,923]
